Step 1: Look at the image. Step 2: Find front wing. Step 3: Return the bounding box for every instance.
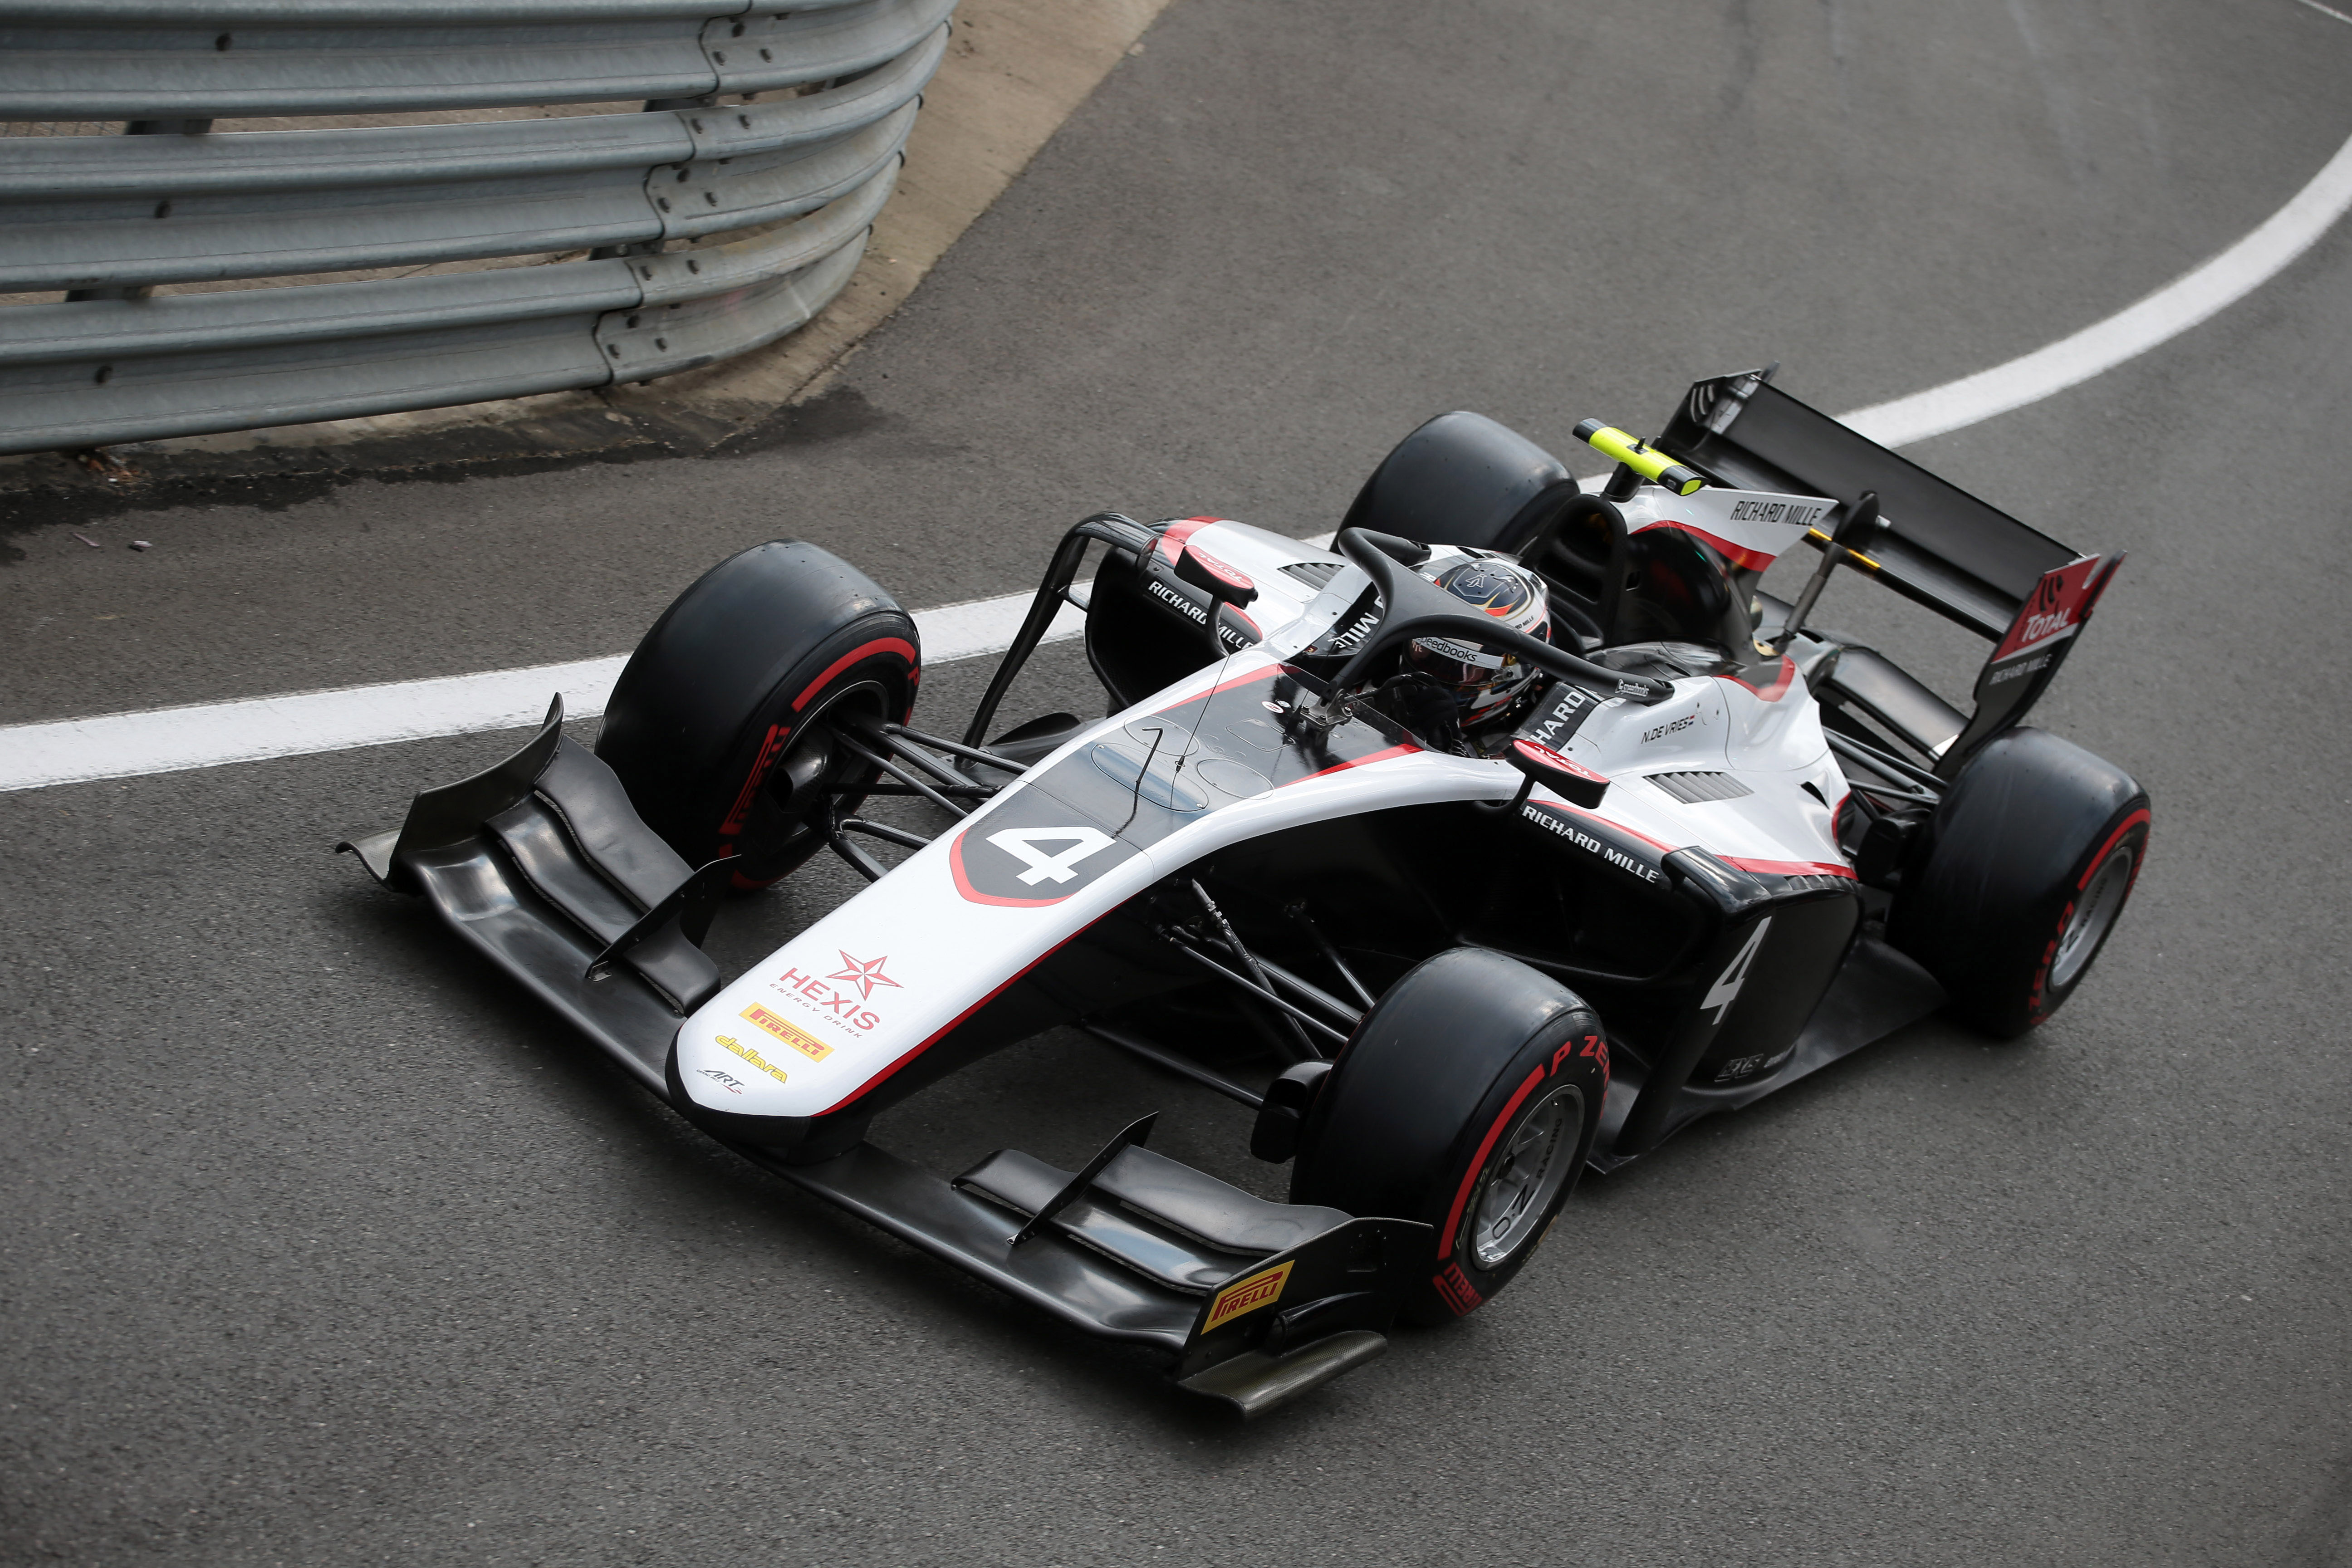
[340,692,1432,1417]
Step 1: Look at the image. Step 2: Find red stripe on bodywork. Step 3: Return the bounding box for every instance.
[1720,856,1857,879]
[1632,519,1780,572]
[792,637,918,712]
[1541,799,1676,854]
[947,828,1085,908]
[1716,656,1797,702]
[1155,517,1220,565]
[1438,1065,1548,1259]
[1158,663,1282,710]
[1513,739,1607,783]
[1288,742,1419,785]
[1532,802,1850,880]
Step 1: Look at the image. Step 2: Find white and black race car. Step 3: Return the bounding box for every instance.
[344,369,2149,1416]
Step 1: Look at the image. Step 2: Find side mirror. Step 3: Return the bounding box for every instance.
[1174,542,1259,660]
[1174,542,1259,608]
[1505,737,1609,808]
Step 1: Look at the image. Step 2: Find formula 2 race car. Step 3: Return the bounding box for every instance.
[343,369,2149,1416]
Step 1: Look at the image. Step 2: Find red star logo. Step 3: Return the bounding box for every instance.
[828,951,902,1000]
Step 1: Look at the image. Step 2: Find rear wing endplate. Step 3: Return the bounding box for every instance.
[1658,372,2124,771]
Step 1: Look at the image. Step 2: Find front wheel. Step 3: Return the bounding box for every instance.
[1290,947,1609,1325]
[1889,726,2150,1038]
[594,540,920,887]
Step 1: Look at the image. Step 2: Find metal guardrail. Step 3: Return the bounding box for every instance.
[0,0,952,455]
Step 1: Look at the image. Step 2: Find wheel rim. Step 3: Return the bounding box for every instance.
[737,680,890,869]
[1467,1083,1582,1271]
[2051,844,2135,990]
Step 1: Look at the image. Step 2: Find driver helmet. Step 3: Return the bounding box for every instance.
[1403,551,1551,723]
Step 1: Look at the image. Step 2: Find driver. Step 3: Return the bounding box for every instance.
[1402,551,1552,725]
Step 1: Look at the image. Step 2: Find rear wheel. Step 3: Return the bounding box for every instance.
[594,540,920,887]
[1290,947,1609,1324]
[1889,726,2150,1038]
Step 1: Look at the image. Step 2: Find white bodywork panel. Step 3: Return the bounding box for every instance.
[1615,483,1839,572]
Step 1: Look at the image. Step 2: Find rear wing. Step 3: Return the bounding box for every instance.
[1656,371,2123,773]
[1660,372,2076,638]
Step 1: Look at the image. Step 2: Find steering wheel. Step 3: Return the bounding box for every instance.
[1326,528,1677,706]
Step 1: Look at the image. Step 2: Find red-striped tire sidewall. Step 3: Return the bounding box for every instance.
[1289,947,1610,1328]
[594,540,920,887]
[1886,727,2149,1040]
[1412,1027,1608,1325]
[2024,805,2151,1026]
[712,624,918,887]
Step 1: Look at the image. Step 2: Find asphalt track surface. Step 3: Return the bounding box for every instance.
[6,1,2352,1563]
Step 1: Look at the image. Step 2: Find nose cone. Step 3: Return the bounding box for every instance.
[665,1030,821,1156]
[673,1019,799,1110]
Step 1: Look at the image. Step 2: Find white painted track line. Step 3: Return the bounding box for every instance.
[0,655,631,794]
[1843,129,2352,447]
[0,598,1084,793]
[7,126,2352,794]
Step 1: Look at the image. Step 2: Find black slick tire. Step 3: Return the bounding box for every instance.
[594,540,919,887]
[1889,726,2150,1039]
[1290,947,1609,1325]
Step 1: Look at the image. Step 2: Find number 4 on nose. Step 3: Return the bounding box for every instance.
[986,826,1115,886]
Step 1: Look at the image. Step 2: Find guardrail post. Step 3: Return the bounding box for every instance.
[62,119,214,303]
